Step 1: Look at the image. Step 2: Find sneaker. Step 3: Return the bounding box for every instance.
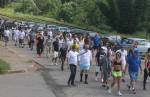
[117,91,122,96]
[108,88,111,94]
[51,62,54,65]
[102,84,106,87]
[101,78,104,83]
[126,84,131,90]
[55,63,58,66]
[95,77,98,81]
[84,81,88,84]
[132,89,136,94]
[71,84,76,87]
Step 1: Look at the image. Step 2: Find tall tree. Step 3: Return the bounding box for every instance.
[0,0,10,8]
[97,0,148,34]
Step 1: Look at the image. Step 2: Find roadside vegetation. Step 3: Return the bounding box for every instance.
[0,59,10,74]
[0,0,150,39]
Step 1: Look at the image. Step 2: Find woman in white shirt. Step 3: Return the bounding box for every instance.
[67,44,79,86]
[78,44,92,84]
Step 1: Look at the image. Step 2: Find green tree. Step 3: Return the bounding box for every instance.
[58,2,76,22]
[0,0,10,8]
[97,0,148,34]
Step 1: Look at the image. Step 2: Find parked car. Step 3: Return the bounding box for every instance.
[123,38,150,58]
[71,28,87,36]
[46,25,58,31]
[58,27,70,33]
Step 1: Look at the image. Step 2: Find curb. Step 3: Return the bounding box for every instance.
[7,70,26,74]
[32,59,46,70]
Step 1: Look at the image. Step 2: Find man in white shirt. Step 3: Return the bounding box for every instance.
[4,29,10,46]
[13,29,19,46]
[78,44,92,84]
[47,29,53,39]
[67,45,79,86]
[19,30,25,48]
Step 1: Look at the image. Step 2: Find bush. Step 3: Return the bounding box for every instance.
[0,59,10,74]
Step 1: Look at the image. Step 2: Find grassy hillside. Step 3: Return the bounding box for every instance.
[0,8,149,39]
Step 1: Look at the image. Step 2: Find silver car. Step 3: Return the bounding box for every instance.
[126,38,150,57]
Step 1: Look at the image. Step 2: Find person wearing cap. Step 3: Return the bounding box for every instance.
[67,44,79,86]
[95,47,105,82]
[78,44,92,84]
[126,49,142,94]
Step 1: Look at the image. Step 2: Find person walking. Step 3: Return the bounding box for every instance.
[45,35,53,58]
[4,28,10,46]
[127,49,142,94]
[101,51,112,89]
[59,44,68,71]
[67,45,79,86]
[108,52,123,96]
[36,32,44,58]
[28,30,35,51]
[116,46,127,82]
[143,48,150,90]
[18,29,25,48]
[52,38,59,65]
[78,44,92,84]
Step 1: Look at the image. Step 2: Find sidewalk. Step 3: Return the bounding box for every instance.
[0,41,56,97]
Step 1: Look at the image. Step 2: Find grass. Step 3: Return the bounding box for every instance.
[0,8,94,30]
[0,59,10,74]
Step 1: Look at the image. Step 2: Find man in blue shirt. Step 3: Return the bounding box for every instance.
[126,49,142,94]
[93,33,101,50]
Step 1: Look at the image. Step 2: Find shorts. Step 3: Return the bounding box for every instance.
[103,71,110,81]
[19,39,24,44]
[112,70,122,77]
[4,36,9,42]
[129,72,138,81]
[80,64,90,70]
[54,51,59,58]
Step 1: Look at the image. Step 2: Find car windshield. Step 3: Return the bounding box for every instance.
[60,27,67,30]
[127,39,147,44]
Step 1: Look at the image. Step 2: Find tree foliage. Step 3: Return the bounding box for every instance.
[3,0,150,34]
[0,0,10,8]
[97,0,148,34]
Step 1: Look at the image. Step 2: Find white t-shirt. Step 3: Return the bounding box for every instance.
[48,31,53,38]
[59,39,64,48]
[79,40,84,50]
[67,50,79,65]
[14,30,19,39]
[78,49,92,65]
[19,31,25,39]
[67,38,74,49]
[116,49,127,68]
[4,30,10,37]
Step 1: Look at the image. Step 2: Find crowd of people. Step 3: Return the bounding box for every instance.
[0,20,150,96]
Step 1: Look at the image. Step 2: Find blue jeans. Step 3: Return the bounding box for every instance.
[68,64,77,85]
